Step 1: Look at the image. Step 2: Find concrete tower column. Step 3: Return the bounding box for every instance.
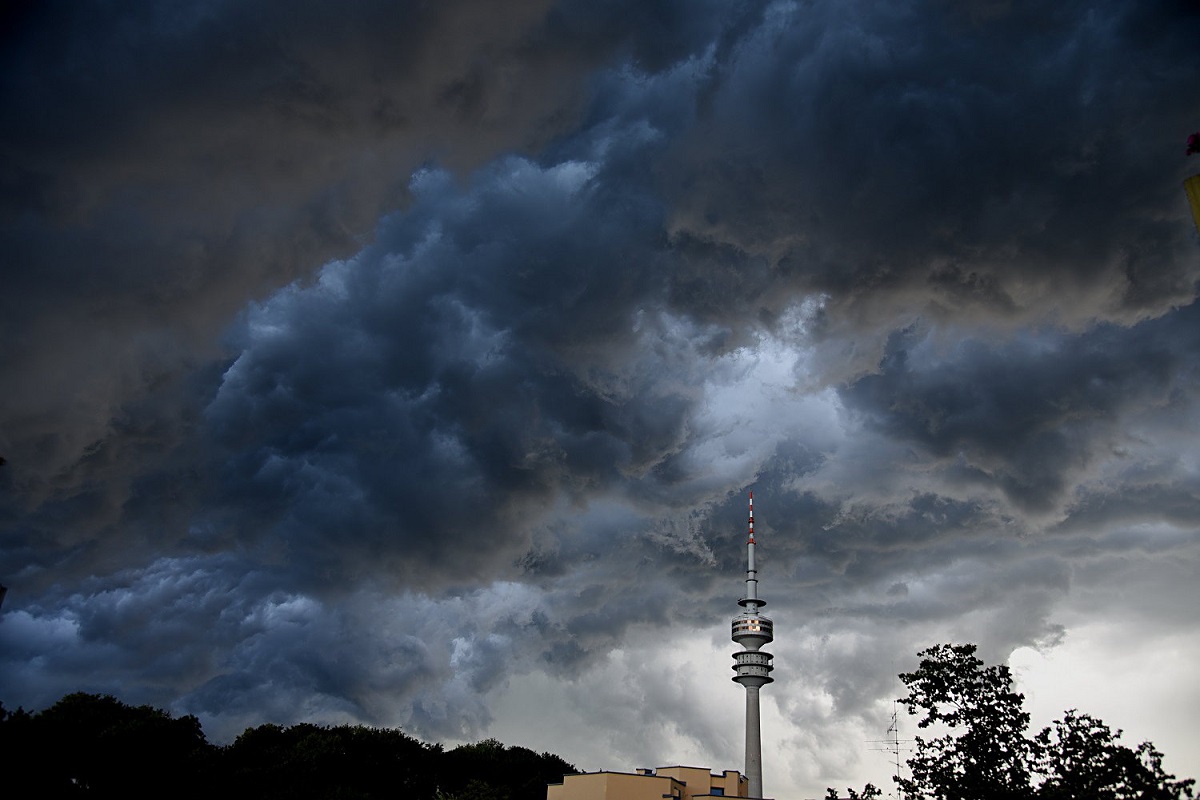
[745,685,763,798]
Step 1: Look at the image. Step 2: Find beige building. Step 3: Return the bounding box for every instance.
[548,766,753,800]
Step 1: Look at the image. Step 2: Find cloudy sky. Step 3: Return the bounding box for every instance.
[2,1,1199,796]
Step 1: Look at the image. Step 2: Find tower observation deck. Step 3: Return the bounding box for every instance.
[731,491,773,799]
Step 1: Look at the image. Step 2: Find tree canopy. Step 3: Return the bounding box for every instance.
[0,694,576,800]
[2,692,212,799]
[893,644,1195,800]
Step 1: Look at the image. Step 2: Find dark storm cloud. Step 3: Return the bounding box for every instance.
[0,0,616,525]
[659,0,1200,359]
[841,304,1200,512]
[0,0,734,735]
[0,553,521,740]
[200,154,683,589]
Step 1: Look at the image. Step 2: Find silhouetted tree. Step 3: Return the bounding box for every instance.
[3,692,213,799]
[1034,710,1195,800]
[898,645,1195,800]
[825,782,882,799]
[898,644,1033,800]
[440,737,577,800]
[0,701,40,793]
[2,691,585,800]
[222,721,442,799]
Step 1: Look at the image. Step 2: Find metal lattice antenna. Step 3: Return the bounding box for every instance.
[867,701,914,800]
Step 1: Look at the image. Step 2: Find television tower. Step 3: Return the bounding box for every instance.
[732,491,774,798]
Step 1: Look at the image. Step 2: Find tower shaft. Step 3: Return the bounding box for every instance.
[745,686,763,798]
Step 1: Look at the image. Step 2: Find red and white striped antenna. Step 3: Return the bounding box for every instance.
[748,490,755,544]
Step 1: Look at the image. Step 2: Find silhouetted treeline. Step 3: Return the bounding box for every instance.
[0,692,575,800]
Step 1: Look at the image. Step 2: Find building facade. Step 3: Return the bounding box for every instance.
[547,766,750,800]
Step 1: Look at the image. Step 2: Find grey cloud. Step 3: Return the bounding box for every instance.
[2,553,577,743]
[840,304,1199,513]
[0,0,611,527]
[659,0,1200,357]
[198,154,682,590]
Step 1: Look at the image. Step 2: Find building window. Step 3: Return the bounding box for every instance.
[711,789,724,796]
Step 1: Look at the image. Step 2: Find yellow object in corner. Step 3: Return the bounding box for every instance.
[1186,174,1200,234]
